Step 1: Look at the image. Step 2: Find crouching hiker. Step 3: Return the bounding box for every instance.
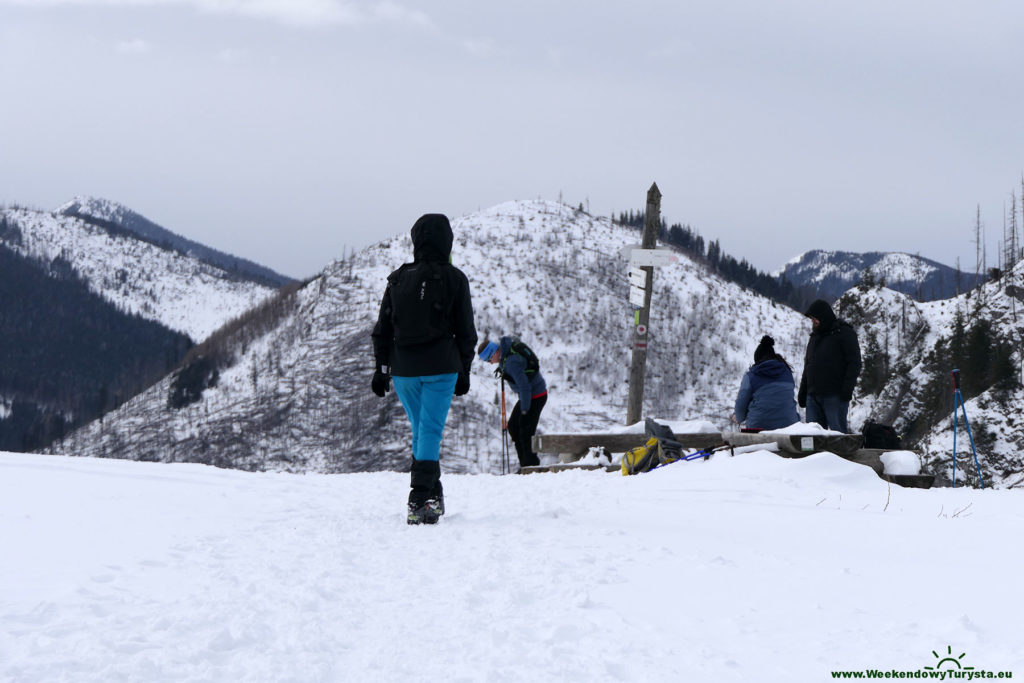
[371,213,477,525]
[732,335,800,430]
[478,336,547,469]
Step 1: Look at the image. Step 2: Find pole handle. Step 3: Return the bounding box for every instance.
[951,368,961,391]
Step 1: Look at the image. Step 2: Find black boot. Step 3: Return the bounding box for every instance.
[431,478,445,516]
[407,459,442,525]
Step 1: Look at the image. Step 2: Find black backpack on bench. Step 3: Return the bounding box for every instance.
[862,421,901,449]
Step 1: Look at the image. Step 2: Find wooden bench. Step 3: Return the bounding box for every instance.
[532,432,725,462]
[528,431,933,488]
[723,431,863,456]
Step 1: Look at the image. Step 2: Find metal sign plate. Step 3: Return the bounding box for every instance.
[628,249,679,267]
[628,267,647,288]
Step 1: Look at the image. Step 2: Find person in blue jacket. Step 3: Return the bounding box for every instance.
[732,335,800,430]
[478,336,547,468]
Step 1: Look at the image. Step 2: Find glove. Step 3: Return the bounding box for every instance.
[798,398,806,409]
[371,367,391,397]
[455,372,470,396]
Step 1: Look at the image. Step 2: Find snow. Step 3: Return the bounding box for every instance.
[763,422,846,436]
[3,450,1021,682]
[609,418,720,434]
[881,450,923,476]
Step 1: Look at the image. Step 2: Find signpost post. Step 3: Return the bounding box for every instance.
[626,183,662,425]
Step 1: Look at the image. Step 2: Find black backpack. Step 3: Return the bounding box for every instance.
[499,339,540,378]
[862,421,901,449]
[387,261,451,346]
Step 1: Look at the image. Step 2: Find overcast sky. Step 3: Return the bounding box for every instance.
[2,0,1024,280]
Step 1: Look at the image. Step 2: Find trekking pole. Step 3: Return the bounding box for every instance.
[500,382,510,474]
[950,369,985,489]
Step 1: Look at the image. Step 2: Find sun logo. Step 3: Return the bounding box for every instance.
[924,645,975,671]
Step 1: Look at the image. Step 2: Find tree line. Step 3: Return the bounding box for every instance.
[616,210,817,311]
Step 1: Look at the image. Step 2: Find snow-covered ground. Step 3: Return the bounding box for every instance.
[2,450,1021,682]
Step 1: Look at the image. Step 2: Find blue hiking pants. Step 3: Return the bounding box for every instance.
[805,394,850,433]
[392,373,458,462]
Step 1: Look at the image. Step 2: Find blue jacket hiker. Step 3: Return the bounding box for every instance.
[371,213,477,525]
[733,335,800,431]
[478,336,547,469]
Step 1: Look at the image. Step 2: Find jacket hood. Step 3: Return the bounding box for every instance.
[805,299,837,329]
[498,336,515,357]
[411,213,453,263]
[751,358,793,381]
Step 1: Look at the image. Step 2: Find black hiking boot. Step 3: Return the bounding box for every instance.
[407,497,441,525]
[407,459,442,525]
[431,479,444,516]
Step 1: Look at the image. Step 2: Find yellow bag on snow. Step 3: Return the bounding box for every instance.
[621,436,681,475]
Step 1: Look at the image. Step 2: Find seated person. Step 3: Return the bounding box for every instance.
[732,335,800,430]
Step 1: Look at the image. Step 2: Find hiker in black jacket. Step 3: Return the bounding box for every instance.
[797,299,862,433]
[371,213,477,524]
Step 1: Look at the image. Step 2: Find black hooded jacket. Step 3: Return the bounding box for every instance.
[371,214,477,377]
[797,299,862,404]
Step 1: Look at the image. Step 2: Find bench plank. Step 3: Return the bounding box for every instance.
[533,432,724,456]
[518,463,618,474]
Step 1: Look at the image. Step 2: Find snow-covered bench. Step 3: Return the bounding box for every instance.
[532,432,725,463]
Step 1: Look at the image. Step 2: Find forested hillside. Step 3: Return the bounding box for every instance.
[0,243,191,450]
[0,201,282,451]
[842,267,1024,487]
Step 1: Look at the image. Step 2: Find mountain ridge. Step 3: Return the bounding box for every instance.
[52,200,809,473]
[780,248,981,303]
[18,198,1023,487]
[0,201,286,451]
[2,203,281,341]
[57,196,295,288]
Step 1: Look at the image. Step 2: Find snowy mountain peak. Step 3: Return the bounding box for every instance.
[2,203,281,340]
[781,248,975,302]
[56,195,137,225]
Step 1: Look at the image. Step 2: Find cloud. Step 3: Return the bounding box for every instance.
[364,1,429,27]
[115,37,151,53]
[0,0,432,29]
[216,46,246,63]
[461,38,508,60]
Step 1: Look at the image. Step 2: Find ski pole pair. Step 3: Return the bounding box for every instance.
[951,369,985,489]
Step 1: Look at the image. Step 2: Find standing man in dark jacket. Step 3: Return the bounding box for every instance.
[797,299,862,433]
[478,336,547,469]
[371,213,477,525]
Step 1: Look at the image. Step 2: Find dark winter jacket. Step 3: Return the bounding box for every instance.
[498,336,546,412]
[371,214,477,378]
[734,359,800,430]
[797,300,862,405]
